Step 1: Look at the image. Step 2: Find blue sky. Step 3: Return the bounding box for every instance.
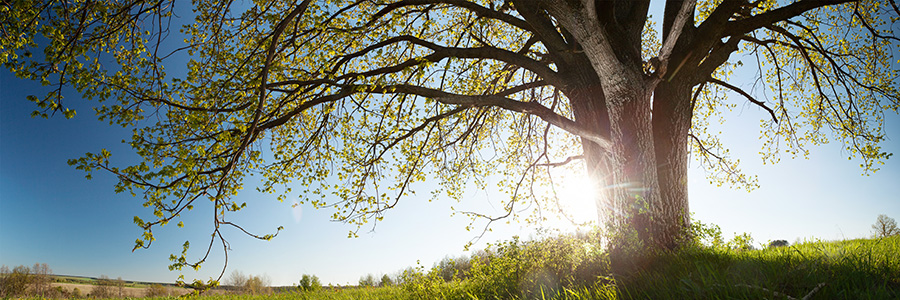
[2,3,899,287]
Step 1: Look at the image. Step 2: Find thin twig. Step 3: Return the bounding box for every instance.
[536,155,584,167]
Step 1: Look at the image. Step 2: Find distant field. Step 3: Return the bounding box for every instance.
[52,275,177,288]
[43,275,196,297]
[49,282,188,298]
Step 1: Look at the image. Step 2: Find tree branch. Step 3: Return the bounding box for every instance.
[332,35,563,87]
[356,83,613,150]
[371,0,531,32]
[536,154,584,167]
[512,0,570,55]
[724,0,853,37]
[656,0,696,79]
[708,77,778,123]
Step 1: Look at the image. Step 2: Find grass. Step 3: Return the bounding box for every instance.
[295,235,897,299]
[614,236,900,299]
[19,234,900,300]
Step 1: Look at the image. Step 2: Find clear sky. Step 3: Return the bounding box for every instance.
[2,2,899,288]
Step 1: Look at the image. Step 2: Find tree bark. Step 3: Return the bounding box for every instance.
[545,0,667,272]
[651,81,693,251]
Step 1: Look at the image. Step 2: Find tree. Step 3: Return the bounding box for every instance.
[0,265,31,297]
[226,270,248,291]
[380,274,394,287]
[298,274,322,291]
[768,239,789,248]
[359,274,377,287]
[872,214,900,238]
[115,276,126,298]
[243,275,271,295]
[90,275,114,299]
[3,0,898,276]
[30,263,52,297]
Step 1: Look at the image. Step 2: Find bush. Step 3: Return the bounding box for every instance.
[380,274,393,287]
[768,240,789,248]
[359,274,377,287]
[145,284,169,297]
[434,255,473,281]
[688,217,725,249]
[298,274,321,291]
[53,286,69,298]
[224,270,270,294]
[0,265,31,297]
[401,231,607,299]
[728,232,756,251]
[244,275,270,295]
[226,270,247,290]
[89,275,114,298]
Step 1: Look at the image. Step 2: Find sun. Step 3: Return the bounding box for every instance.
[542,170,599,231]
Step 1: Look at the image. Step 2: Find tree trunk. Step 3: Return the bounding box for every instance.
[651,81,693,251]
[566,69,666,272]
[570,81,693,275]
[545,0,692,273]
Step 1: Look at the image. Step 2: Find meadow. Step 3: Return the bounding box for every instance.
[5,224,899,299]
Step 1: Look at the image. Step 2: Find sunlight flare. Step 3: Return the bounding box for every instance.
[542,171,599,231]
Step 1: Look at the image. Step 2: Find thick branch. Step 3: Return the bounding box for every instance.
[372,0,531,32]
[333,35,564,87]
[357,84,613,150]
[724,0,853,37]
[512,0,570,55]
[656,0,696,79]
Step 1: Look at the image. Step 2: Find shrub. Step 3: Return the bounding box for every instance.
[89,275,114,298]
[145,284,169,297]
[400,231,607,299]
[688,217,725,249]
[380,274,393,287]
[434,255,473,281]
[728,232,756,251]
[226,270,247,291]
[359,274,377,287]
[53,286,68,298]
[298,274,321,291]
[244,275,270,295]
[225,270,270,294]
[768,240,789,248]
[0,265,31,297]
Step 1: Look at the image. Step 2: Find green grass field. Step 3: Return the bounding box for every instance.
[17,233,900,299]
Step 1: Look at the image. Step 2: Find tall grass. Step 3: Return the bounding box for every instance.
[393,231,899,299]
[18,231,899,299]
[614,236,899,299]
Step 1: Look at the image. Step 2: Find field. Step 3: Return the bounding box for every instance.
[9,232,900,299]
[49,282,169,298]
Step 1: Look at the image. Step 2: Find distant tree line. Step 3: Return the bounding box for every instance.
[0,262,180,299]
[358,273,397,288]
[0,263,53,298]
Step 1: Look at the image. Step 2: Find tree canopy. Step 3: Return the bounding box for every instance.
[873,214,900,237]
[2,0,898,279]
